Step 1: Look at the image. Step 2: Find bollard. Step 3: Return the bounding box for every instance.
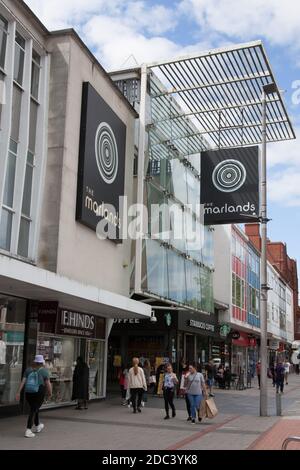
[276,392,282,416]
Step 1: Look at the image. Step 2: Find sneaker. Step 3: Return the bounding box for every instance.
[187,417,192,421]
[25,429,35,438]
[191,419,196,424]
[164,415,170,420]
[34,423,44,433]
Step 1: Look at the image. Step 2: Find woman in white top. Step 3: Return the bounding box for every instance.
[128,357,147,413]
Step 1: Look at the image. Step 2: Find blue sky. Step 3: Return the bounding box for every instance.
[25,0,300,265]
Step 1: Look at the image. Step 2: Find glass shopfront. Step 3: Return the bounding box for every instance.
[0,294,26,409]
[26,302,106,407]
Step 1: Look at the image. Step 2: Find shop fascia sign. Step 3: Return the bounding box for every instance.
[219,324,231,337]
[114,318,140,324]
[188,319,215,332]
[269,339,280,350]
[231,330,240,339]
[57,309,96,338]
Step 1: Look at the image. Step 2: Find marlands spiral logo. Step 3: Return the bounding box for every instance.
[95,122,118,184]
[212,159,247,193]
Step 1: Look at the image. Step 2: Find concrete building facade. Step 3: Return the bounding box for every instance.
[0,0,150,417]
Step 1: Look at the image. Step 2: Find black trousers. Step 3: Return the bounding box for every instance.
[25,386,45,429]
[257,374,261,387]
[276,379,284,393]
[163,388,175,416]
[130,388,143,411]
[185,393,191,417]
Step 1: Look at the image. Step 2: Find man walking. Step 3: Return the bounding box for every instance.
[256,360,261,388]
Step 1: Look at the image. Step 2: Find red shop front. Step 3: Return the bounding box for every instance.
[231,331,258,381]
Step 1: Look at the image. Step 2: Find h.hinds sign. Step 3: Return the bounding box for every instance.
[201,146,259,225]
[57,309,96,338]
[76,82,126,242]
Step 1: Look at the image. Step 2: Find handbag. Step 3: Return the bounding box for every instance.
[205,397,218,419]
[149,375,156,384]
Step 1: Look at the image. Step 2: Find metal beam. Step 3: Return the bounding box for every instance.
[151,71,271,98]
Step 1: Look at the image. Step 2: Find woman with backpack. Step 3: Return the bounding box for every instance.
[16,355,52,438]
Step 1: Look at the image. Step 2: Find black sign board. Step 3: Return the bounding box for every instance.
[201,146,259,225]
[76,82,126,242]
[56,309,96,338]
[231,330,241,340]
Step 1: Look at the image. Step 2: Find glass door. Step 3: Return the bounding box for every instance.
[86,340,105,399]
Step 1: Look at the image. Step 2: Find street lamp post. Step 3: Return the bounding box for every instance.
[260,82,277,417]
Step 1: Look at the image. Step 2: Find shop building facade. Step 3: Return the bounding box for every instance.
[109,308,221,383]
[107,65,216,375]
[214,223,295,381]
[0,0,150,416]
[214,225,261,379]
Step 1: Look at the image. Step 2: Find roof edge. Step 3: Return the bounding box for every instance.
[49,28,138,118]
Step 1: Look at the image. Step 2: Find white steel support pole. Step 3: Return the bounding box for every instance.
[134,65,148,293]
[260,89,268,417]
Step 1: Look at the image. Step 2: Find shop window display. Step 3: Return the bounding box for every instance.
[36,334,81,405]
[0,295,26,407]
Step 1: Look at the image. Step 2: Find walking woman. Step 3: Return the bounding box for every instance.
[179,363,192,421]
[185,363,207,424]
[72,356,89,410]
[16,355,52,438]
[163,363,178,419]
[128,357,147,413]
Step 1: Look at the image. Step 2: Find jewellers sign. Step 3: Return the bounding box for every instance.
[201,146,260,225]
[57,309,96,338]
[76,82,126,242]
[187,319,215,332]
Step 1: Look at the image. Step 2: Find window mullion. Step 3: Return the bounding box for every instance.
[10,37,32,254]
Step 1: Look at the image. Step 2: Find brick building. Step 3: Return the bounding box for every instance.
[245,224,300,341]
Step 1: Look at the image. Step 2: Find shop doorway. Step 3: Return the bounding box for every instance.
[185,334,195,364]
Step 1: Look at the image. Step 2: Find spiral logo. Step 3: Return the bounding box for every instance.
[212,159,246,193]
[95,122,118,184]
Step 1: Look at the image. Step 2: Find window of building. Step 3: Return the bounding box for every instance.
[31,50,40,100]
[3,140,17,209]
[0,15,8,70]
[0,208,12,251]
[13,32,25,86]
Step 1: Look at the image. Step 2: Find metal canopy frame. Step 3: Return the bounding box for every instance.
[147,40,295,149]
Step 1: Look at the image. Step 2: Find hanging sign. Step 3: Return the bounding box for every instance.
[201,146,260,225]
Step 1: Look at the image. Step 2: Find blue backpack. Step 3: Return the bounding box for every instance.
[25,369,40,393]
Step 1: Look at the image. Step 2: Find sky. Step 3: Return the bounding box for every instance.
[25,0,300,264]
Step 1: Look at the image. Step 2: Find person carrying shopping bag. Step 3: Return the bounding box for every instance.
[179,363,192,421]
[185,363,207,424]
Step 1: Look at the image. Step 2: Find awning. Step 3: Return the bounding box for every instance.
[0,255,151,320]
[147,40,295,150]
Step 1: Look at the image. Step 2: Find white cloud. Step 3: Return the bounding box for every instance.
[268,126,300,207]
[269,168,300,207]
[180,0,300,51]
